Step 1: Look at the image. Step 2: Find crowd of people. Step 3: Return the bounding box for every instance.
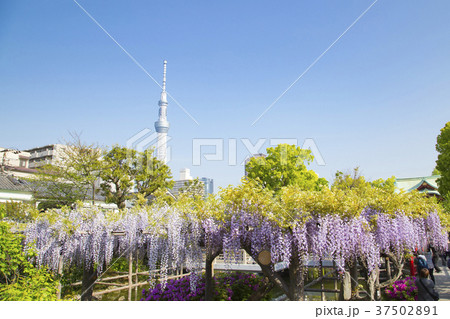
[413,236,450,301]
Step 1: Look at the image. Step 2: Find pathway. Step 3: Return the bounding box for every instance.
[434,259,450,301]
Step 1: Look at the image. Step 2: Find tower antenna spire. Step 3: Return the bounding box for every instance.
[162,60,167,92]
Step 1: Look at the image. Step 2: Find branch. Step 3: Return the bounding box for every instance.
[241,243,290,297]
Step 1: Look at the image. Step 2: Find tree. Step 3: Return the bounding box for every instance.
[332,167,368,191]
[59,134,102,205]
[100,146,174,209]
[178,178,205,199]
[29,164,88,209]
[100,146,137,209]
[28,134,102,209]
[135,150,174,199]
[436,122,450,197]
[245,144,328,192]
[332,167,396,193]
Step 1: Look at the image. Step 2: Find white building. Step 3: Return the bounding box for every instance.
[170,169,214,197]
[0,148,37,179]
[0,148,31,168]
[25,144,67,168]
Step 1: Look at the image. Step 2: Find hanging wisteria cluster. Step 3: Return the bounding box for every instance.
[24,205,204,289]
[23,188,448,294]
[202,205,447,275]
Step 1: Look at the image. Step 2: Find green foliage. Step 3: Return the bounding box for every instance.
[436,122,450,197]
[28,134,103,209]
[371,176,396,193]
[100,146,137,209]
[28,164,87,209]
[245,144,328,192]
[60,134,103,205]
[212,272,272,301]
[0,221,57,300]
[100,146,174,209]
[439,194,450,229]
[216,176,441,228]
[332,167,395,194]
[134,149,174,199]
[384,276,417,301]
[0,201,38,222]
[178,178,205,199]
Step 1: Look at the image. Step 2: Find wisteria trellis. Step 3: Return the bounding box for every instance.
[24,200,447,291]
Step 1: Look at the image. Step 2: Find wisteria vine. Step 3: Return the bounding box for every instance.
[23,195,448,294]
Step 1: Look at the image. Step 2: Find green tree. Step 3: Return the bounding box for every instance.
[100,147,174,209]
[245,144,328,192]
[332,167,396,193]
[135,150,174,198]
[28,134,102,209]
[178,178,205,199]
[100,146,137,209]
[332,167,368,191]
[59,134,102,205]
[29,164,87,209]
[436,122,450,197]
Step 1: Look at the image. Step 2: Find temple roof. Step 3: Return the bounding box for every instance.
[394,175,440,196]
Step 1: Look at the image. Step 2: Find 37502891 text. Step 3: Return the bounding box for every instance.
[315,305,438,317]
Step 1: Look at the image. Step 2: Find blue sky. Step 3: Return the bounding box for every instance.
[1,0,450,191]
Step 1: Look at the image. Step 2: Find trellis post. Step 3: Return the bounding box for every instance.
[128,248,133,301]
[56,254,64,300]
[135,250,139,301]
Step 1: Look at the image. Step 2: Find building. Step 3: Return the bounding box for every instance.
[200,177,214,196]
[0,174,33,203]
[170,169,214,198]
[0,148,37,179]
[170,168,193,196]
[24,144,67,168]
[0,148,30,168]
[154,60,170,164]
[395,175,441,198]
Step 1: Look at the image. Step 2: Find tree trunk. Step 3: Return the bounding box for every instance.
[81,264,97,301]
[205,248,222,301]
[379,253,404,288]
[339,270,352,301]
[367,264,379,301]
[92,183,95,205]
[350,259,360,299]
[241,244,290,298]
[385,257,391,280]
[288,250,304,301]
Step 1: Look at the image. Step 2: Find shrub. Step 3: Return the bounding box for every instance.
[0,221,58,300]
[142,272,271,301]
[0,201,38,223]
[384,277,418,301]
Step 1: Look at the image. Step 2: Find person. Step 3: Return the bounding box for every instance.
[424,249,436,283]
[415,254,428,273]
[415,268,439,301]
[429,246,442,273]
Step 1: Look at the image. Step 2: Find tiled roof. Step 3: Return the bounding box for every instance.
[0,174,32,192]
[4,165,38,173]
[395,175,440,195]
